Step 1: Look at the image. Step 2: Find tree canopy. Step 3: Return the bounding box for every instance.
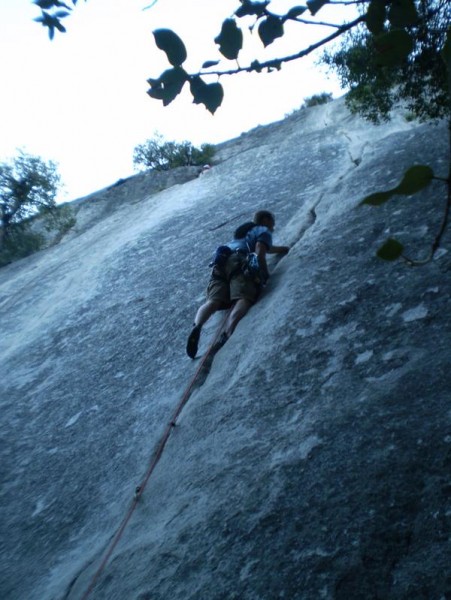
[0,151,60,237]
[0,151,74,266]
[324,0,450,122]
[133,134,215,172]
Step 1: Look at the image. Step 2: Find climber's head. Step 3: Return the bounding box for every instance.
[254,210,275,231]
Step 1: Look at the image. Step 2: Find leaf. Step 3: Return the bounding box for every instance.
[286,6,307,19]
[54,20,66,32]
[394,165,434,195]
[235,1,270,18]
[361,164,434,206]
[190,76,208,105]
[189,77,223,114]
[374,30,413,67]
[35,9,64,36]
[214,19,243,60]
[377,238,404,261]
[147,87,166,101]
[306,0,329,17]
[147,67,188,106]
[202,60,220,69]
[160,67,188,105]
[365,0,386,35]
[388,0,418,28]
[203,83,224,114]
[258,15,284,47]
[361,190,393,206]
[53,10,71,18]
[153,29,187,67]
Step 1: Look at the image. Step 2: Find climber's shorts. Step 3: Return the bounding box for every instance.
[206,253,260,305]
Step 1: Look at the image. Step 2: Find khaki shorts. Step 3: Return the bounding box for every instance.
[206,253,261,305]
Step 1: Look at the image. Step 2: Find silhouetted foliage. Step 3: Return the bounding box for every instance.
[323,0,449,123]
[32,1,449,122]
[302,92,333,108]
[133,134,215,171]
[33,0,83,39]
[0,151,74,266]
[142,0,450,125]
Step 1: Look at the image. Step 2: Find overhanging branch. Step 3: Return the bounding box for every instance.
[194,15,366,78]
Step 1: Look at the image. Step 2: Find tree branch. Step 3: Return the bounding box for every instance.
[328,0,367,4]
[196,15,365,78]
[292,18,349,28]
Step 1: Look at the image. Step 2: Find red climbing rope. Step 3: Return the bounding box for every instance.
[80,310,230,599]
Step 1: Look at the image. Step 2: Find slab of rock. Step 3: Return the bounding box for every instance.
[0,98,450,600]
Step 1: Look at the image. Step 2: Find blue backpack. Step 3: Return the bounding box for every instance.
[209,221,254,268]
[209,245,233,268]
[209,222,262,281]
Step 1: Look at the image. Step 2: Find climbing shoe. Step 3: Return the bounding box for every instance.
[186,325,201,359]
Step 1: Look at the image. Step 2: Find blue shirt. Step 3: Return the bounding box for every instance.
[226,225,272,254]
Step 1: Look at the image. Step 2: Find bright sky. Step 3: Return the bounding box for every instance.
[0,1,354,202]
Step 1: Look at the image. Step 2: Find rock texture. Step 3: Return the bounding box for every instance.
[1,98,450,600]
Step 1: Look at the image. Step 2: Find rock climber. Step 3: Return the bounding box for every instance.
[186,210,289,358]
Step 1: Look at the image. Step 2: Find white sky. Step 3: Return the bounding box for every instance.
[0,1,355,201]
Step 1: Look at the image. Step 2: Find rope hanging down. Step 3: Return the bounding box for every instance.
[80,310,231,600]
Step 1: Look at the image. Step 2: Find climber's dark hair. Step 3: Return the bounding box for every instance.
[254,210,275,225]
[234,210,275,239]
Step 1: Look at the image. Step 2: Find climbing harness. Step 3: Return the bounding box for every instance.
[80,309,231,600]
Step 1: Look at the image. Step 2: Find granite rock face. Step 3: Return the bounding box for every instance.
[1,98,450,600]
